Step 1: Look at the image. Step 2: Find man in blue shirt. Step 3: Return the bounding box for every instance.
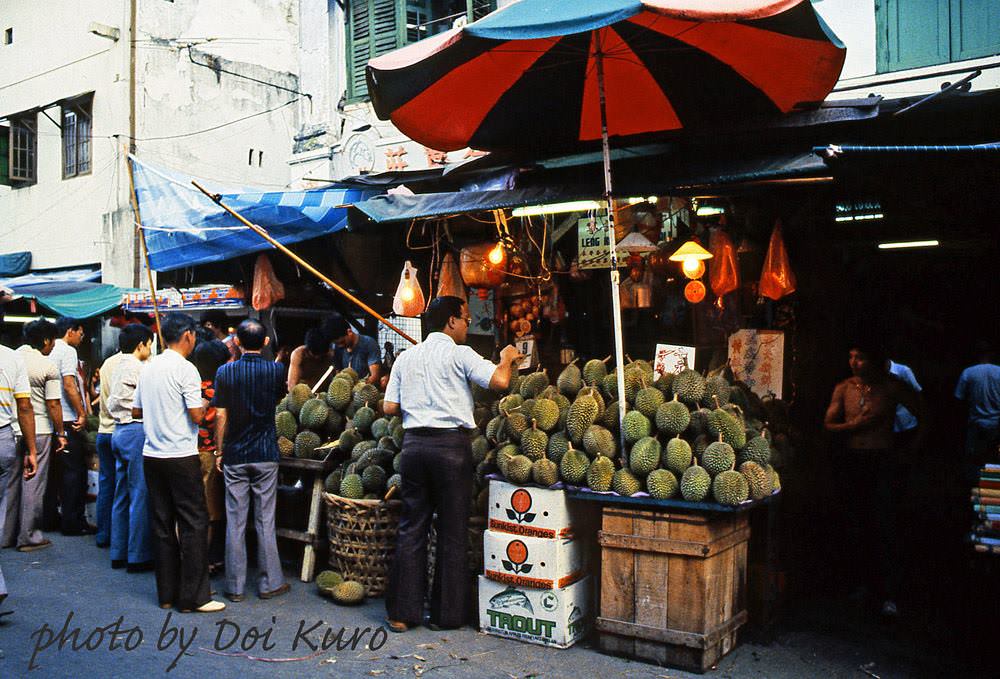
[956,341,1000,473]
[212,320,289,602]
[325,317,382,385]
[382,296,521,632]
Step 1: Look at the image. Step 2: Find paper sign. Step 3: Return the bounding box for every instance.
[516,338,537,371]
[577,216,627,269]
[653,344,696,376]
[728,329,784,399]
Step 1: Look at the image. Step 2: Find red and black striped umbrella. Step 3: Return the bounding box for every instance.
[368,0,847,154]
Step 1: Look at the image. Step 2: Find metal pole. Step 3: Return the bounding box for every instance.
[190,180,418,345]
[125,152,166,350]
[595,37,629,463]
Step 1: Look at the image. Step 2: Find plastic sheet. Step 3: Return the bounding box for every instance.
[759,220,797,300]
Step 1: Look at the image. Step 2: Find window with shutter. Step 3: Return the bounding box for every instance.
[877,0,1000,73]
[9,114,36,187]
[62,94,93,179]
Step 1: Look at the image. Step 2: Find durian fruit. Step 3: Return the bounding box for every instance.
[331,580,366,605]
[635,383,665,418]
[519,370,549,399]
[300,398,330,431]
[559,445,590,484]
[653,372,674,396]
[692,434,710,460]
[495,443,519,478]
[324,409,345,437]
[707,398,746,450]
[316,570,344,591]
[352,439,376,461]
[629,436,661,476]
[532,459,560,487]
[323,470,342,493]
[352,404,376,435]
[578,386,606,419]
[712,467,749,506]
[294,431,322,459]
[474,405,493,431]
[532,398,561,432]
[556,361,583,397]
[277,436,295,457]
[520,420,548,461]
[391,424,404,450]
[326,378,353,411]
[582,425,616,459]
[566,394,600,444]
[505,411,529,443]
[547,432,570,464]
[276,410,298,441]
[702,436,736,477]
[655,395,691,435]
[622,410,652,445]
[370,417,391,441]
[339,474,364,499]
[337,367,359,385]
[362,465,387,493]
[739,461,772,500]
[338,429,362,454]
[646,469,679,500]
[601,372,620,402]
[586,455,615,492]
[507,374,523,397]
[702,374,731,408]
[582,357,608,386]
[289,383,313,415]
[485,415,506,444]
[276,397,289,414]
[506,455,534,484]
[599,400,622,433]
[768,465,782,491]
[392,453,402,473]
[680,459,712,502]
[687,408,711,437]
[520,399,537,422]
[612,468,642,497]
[672,369,706,405]
[387,473,402,493]
[740,434,772,467]
[352,383,380,409]
[662,436,693,476]
[471,435,490,464]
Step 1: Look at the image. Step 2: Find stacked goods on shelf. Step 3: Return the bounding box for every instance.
[971,463,1000,555]
[479,481,592,648]
[472,359,783,506]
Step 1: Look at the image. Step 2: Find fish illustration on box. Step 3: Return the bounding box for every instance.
[489,586,534,615]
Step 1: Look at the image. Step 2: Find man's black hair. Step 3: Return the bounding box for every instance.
[304,327,329,355]
[201,310,229,330]
[423,296,465,333]
[323,315,350,341]
[23,320,58,351]
[118,324,154,354]
[192,339,231,381]
[55,316,83,336]
[236,319,267,351]
[161,313,198,345]
[848,338,888,369]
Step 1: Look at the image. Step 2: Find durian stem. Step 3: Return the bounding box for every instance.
[718,432,724,443]
[383,485,398,502]
[602,355,612,364]
[713,394,721,409]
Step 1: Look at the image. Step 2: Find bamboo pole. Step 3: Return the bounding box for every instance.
[124,152,166,349]
[190,180,418,345]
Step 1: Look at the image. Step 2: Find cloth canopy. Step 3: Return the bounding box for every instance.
[129,157,379,271]
[351,186,583,224]
[0,252,31,277]
[29,284,127,318]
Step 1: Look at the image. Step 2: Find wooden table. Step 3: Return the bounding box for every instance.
[277,453,338,582]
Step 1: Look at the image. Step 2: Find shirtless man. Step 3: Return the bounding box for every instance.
[287,328,334,393]
[824,342,924,618]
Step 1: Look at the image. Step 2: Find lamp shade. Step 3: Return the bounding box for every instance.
[669,240,713,262]
[617,230,658,253]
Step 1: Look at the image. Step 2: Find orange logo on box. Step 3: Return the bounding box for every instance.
[506,489,536,524]
[502,539,532,574]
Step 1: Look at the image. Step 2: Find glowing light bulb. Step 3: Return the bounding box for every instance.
[487,242,505,266]
[400,286,415,302]
[682,258,705,279]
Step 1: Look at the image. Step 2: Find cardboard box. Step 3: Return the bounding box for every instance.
[86,469,99,501]
[488,479,587,539]
[478,575,591,649]
[484,529,584,589]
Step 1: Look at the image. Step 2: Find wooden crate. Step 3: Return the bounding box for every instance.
[596,508,749,673]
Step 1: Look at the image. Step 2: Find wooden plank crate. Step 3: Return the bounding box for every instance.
[597,507,749,673]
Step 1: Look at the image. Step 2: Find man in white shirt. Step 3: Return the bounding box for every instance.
[0,342,38,607]
[46,317,90,535]
[383,296,521,632]
[2,321,64,552]
[95,339,126,549]
[133,313,224,613]
[108,324,154,572]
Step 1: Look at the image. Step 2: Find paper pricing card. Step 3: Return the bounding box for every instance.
[728,329,784,399]
[516,338,537,370]
[653,344,696,376]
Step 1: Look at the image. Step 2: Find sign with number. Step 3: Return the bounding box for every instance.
[516,338,536,371]
[653,344,696,376]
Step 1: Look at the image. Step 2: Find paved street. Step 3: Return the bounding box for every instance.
[0,533,957,678]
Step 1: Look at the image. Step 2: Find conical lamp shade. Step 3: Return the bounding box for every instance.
[669,240,713,262]
[617,230,658,253]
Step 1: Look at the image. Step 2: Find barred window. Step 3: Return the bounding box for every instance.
[62,96,92,179]
[9,114,37,186]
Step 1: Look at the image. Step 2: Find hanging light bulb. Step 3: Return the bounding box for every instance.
[400,283,416,303]
[682,258,706,279]
[487,241,505,266]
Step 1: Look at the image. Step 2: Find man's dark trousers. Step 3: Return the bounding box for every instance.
[47,429,88,533]
[144,455,210,610]
[386,429,472,628]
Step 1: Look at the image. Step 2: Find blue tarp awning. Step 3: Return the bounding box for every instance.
[0,252,31,277]
[351,186,583,224]
[130,157,381,272]
[29,284,127,318]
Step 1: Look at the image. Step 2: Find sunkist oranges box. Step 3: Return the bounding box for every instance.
[487,479,589,538]
[478,575,591,649]
[483,531,584,590]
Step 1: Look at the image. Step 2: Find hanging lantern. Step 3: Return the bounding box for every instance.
[487,241,506,266]
[460,243,507,289]
[681,258,706,279]
[684,280,707,304]
[669,239,713,264]
[393,261,425,316]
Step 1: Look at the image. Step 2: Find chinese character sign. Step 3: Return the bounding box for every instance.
[653,344,697,377]
[577,216,627,269]
[728,329,784,399]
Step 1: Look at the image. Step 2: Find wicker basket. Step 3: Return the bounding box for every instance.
[324,493,402,597]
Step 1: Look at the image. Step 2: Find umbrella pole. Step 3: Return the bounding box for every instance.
[190,180,418,346]
[595,44,629,463]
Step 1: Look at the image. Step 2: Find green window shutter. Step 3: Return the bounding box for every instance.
[346,0,402,102]
[950,0,1000,62]
[0,126,9,186]
[876,0,950,73]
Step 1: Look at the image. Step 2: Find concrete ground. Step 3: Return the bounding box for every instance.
[0,534,966,677]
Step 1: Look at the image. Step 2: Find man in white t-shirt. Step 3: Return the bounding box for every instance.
[133,313,224,613]
[0,342,38,607]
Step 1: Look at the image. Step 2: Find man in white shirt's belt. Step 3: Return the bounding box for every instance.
[383,296,521,633]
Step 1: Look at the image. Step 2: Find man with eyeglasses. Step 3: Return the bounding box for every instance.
[383,296,522,633]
